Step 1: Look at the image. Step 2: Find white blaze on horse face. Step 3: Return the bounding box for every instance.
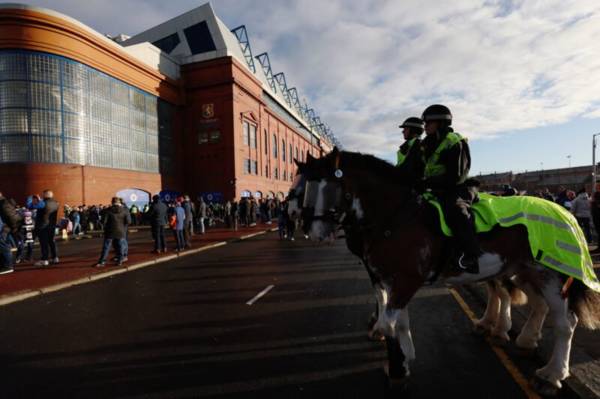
[444,252,504,285]
[352,197,364,220]
[313,179,328,217]
[308,179,336,241]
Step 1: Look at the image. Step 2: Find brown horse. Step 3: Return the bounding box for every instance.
[288,149,600,394]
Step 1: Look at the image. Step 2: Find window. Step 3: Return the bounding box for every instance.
[183,21,217,55]
[274,167,279,179]
[295,146,299,161]
[290,144,293,163]
[272,134,278,158]
[252,161,258,175]
[249,124,257,148]
[198,132,209,144]
[265,165,269,177]
[283,170,287,181]
[210,130,221,143]
[152,33,181,54]
[243,121,249,146]
[243,158,251,174]
[264,130,268,154]
[282,139,286,162]
[0,50,170,173]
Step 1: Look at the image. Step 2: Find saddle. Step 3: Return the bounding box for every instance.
[424,192,600,291]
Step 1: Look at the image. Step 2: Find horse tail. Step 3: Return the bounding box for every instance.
[500,278,528,306]
[569,280,600,330]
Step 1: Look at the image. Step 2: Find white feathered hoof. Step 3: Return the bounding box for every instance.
[531,375,560,396]
[368,328,385,342]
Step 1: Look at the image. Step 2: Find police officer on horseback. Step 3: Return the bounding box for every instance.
[397,117,425,185]
[420,104,480,273]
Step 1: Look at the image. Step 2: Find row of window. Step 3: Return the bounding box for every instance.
[243,157,296,181]
[242,120,314,164]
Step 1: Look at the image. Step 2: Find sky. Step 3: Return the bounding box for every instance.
[23,0,600,175]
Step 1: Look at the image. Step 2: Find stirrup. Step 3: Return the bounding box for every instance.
[457,253,479,273]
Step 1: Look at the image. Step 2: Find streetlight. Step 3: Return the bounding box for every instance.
[593,133,600,193]
[567,155,571,168]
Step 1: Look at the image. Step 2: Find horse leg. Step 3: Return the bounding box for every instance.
[368,283,385,341]
[515,283,548,352]
[490,282,513,344]
[474,281,500,335]
[533,273,578,394]
[380,306,415,390]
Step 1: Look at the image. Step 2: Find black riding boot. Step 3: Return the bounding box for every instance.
[445,197,480,274]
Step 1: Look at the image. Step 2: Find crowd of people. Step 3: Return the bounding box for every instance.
[0,189,297,275]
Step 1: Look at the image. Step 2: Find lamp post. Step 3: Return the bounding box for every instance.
[593,134,600,193]
[567,155,571,168]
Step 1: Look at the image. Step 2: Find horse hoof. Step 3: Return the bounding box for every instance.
[514,346,537,358]
[531,376,560,396]
[368,329,385,342]
[472,324,490,336]
[489,333,510,347]
[387,376,409,393]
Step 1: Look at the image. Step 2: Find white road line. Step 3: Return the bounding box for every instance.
[246,285,275,305]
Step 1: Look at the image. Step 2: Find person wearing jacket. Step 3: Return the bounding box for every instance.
[182,195,194,247]
[420,104,478,273]
[149,195,168,253]
[571,188,592,243]
[591,191,600,252]
[0,192,22,274]
[197,197,207,234]
[95,197,131,267]
[34,190,59,267]
[396,117,425,186]
[173,200,186,251]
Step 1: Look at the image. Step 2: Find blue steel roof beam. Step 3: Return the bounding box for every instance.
[273,72,292,107]
[231,25,256,73]
[287,88,303,114]
[255,52,277,93]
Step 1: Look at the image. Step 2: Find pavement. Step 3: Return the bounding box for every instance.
[0,233,598,398]
[0,223,278,306]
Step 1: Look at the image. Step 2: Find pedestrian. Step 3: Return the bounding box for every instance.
[34,190,59,267]
[173,199,186,251]
[95,197,131,267]
[278,202,289,240]
[183,195,193,247]
[231,199,239,231]
[130,204,139,226]
[0,192,21,274]
[15,206,34,264]
[198,197,207,234]
[70,206,81,237]
[571,188,592,243]
[591,191,600,252]
[149,195,168,254]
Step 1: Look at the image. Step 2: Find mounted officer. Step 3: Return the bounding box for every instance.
[420,104,480,273]
[396,117,425,185]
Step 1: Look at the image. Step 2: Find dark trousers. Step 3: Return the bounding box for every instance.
[99,238,126,263]
[174,229,185,250]
[183,220,192,246]
[152,224,166,251]
[441,190,480,257]
[0,232,13,268]
[576,217,592,243]
[112,228,128,256]
[38,227,57,261]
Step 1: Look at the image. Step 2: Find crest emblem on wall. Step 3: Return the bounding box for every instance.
[202,103,214,119]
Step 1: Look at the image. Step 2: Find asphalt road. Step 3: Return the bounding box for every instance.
[0,233,586,398]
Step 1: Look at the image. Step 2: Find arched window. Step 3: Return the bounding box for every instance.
[264,130,268,155]
[272,134,278,158]
[289,143,293,163]
[282,139,286,162]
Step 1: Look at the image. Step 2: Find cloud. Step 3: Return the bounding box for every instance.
[26,0,600,161]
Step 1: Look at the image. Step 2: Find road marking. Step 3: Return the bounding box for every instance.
[448,288,542,399]
[246,285,275,305]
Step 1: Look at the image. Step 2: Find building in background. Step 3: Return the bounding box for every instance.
[0,3,337,207]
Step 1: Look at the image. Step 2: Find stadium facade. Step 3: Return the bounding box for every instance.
[0,3,336,206]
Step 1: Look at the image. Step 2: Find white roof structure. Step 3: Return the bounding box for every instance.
[123,2,338,147]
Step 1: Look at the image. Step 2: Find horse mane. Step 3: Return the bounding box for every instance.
[337,150,407,183]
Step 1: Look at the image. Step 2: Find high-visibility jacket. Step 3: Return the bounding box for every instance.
[426,192,600,292]
[396,138,418,166]
[423,131,466,178]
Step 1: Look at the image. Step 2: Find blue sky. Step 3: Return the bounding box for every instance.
[23,0,600,174]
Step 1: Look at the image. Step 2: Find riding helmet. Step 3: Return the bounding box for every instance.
[399,117,425,132]
[422,104,452,124]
